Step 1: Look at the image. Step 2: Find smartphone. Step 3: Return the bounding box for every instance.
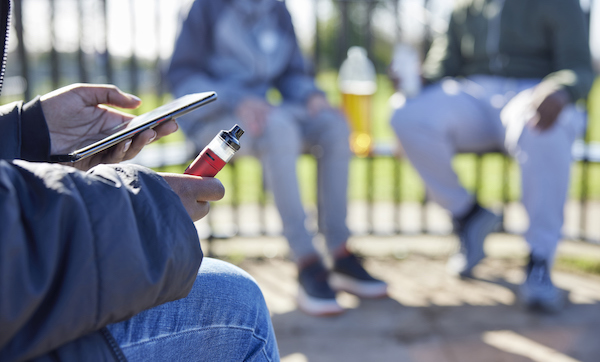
[50,91,217,162]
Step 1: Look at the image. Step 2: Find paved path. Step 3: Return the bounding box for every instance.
[210,234,600,362]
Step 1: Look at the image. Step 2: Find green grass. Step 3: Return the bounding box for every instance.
[555,256,600,276]
[140,74,600,206]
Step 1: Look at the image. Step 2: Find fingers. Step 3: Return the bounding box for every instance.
[74,84,142,109]
[160,173,225,221]
[186,200,211,222]
[120,120,178,161]
[124,129,157,160]
[152,119,179,140]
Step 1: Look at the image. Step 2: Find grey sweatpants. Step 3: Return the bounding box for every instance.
[183,103,352,262]
[391,75,586,261]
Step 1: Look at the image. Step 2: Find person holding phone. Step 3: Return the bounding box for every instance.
[167,0,388,317]
[0,1,279,360]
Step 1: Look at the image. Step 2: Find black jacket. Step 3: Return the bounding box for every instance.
[0,0,203,360]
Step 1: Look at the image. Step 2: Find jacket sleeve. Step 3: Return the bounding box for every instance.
[166,0,246,110]
[542,0,594,102]
[0,99,51,162]
[0,161,202,362]
[272,4,323,104]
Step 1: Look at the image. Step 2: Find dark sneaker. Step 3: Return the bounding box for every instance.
[297,259,344,317]
[519,255,564,314]
[447,204,502,277]
[329,253,388,298]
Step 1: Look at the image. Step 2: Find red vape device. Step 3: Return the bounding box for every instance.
[184,124,244,177]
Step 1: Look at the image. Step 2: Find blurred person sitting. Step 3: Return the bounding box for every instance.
[390,0,593,313]
[167,0,388,317]
[0,0,279,359]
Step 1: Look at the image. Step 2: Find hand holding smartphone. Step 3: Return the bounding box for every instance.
[50,92,217,162]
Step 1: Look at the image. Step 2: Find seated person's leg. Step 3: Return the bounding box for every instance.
[107,258,279,362]
[256,106,316,261]
[390,79,503,276]
[259,106,347,316]
[515,102,586,312]
[301,107,388,298]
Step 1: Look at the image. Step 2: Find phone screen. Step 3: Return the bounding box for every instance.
[50,91,217,162]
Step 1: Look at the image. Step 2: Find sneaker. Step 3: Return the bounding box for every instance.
[447,204,502,277]
[329,253,388,298]
[297,259,344,317]
[519,254,564,313]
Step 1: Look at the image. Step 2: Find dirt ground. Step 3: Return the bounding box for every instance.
[217,235,600,362]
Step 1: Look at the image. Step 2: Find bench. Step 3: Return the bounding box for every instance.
[127,137,600,244]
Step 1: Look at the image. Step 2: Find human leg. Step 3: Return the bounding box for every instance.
[180,111,341,316]
[296,107,387,298]
[107,258,279,361]
[298,108,352,253]
[391,79,504,275]
[511,101,586,312]
[255,107,318,261]
[390,80,502,216]
[254,106,343,316]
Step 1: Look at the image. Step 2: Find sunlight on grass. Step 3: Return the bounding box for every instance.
[555,256,600,276]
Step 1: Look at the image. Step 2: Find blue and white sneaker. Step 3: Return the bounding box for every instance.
[447,204,502,277]
[329,253,388,298]
[297,259,344,317]
[519,254,564,313]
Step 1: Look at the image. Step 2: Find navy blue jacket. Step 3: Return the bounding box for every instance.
[0,1,203,360]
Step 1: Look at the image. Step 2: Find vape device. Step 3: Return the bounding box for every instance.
[184,124,244,177]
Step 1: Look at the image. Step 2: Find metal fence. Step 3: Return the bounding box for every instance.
[2,0,600,244]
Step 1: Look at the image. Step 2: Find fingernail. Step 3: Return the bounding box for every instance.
[123,139,132,153]
[127,93,142,102]
[146,130,157,144]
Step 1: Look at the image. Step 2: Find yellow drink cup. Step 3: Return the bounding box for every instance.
[341,92,373,157]
[338,47,377,158]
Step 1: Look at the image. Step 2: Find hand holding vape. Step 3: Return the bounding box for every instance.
[184,124,244,177]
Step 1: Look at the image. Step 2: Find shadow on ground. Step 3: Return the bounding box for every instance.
[240,256,600,362]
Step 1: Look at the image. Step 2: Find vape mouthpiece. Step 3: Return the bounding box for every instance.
[219,124,245,151]
[230,124,244,140]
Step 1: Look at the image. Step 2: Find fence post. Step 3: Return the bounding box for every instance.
[13,0,30,100]
[77,0,88,83]
[128,0,139,95]
[101,0,113,84]
[49,0,60,89]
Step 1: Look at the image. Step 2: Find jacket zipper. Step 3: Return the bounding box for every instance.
[0,0,11,95]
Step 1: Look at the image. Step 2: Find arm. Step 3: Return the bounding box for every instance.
[530,0,594,131]
[0,161,222,361]
[541,0,594,103]
[166,0,246,109]
[0,84,179,171]
[0,99,51,161]
[272,4,323,104]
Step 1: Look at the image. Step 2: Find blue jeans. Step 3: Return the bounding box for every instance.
[107,258,280,361]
